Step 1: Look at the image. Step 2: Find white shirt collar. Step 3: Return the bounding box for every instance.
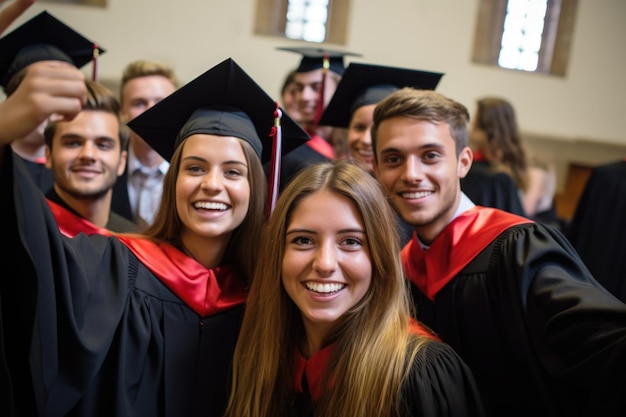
[127,147,169,177]
[417,192,476,250]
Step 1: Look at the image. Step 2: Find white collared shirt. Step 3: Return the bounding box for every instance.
[127,148,170,226]
[418,193,476,250]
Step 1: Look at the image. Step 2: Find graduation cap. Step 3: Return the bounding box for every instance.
[126,58,311,216]
[276,46,361,76]
[0,10,105,88]
[318,63,444,127]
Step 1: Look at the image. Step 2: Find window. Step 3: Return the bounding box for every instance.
[472,0,578,76]
[254,0,350,44]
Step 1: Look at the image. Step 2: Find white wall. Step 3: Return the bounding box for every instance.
[6,0,626,146]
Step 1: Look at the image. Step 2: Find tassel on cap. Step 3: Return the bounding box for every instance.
[312,53,329,127]
[92,43,99,81]
[267,102,283,221]
[0,11,106,88]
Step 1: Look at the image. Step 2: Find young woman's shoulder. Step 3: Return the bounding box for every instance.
[402,339,486,417]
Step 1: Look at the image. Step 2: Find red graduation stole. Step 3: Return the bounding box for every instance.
[402,207,532,300]
[292,321,440,402]
[305,133,335,160]
[47,199,247,316]
[116,235,248,317]
[409,317,440,341]
[293,344,334,402]
[47,199,113,237]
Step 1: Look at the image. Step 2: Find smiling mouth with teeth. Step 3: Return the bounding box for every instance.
[194,202,228,210]
[402,191,432,199]
[305,282,346,294]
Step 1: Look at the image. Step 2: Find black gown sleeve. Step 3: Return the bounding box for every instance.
[2,147,243,417]
[399,340,486,417]
[413,221,626,417]
[566,161,626,302]
[1,147,131,415]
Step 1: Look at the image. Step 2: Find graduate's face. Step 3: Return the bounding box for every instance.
[45,110,127,200]
[121,75,177,155]
[347,104,376,174]
[294,69,339,126]
[282,81,302,123]
[282,190,371,342]
[374,117,472,244]
[121,75,177,121]
[175,135,250,243]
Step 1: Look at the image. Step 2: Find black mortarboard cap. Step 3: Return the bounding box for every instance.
[276,46,361,76]
[126,58,310,164]
[0,11,105,88]
[318,62,444,127]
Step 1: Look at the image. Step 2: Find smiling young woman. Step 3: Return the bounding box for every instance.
[226,159,485,417]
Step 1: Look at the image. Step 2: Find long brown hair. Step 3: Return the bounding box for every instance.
[226,160,432,417]
[474,97,529,190]
[142,137,266,283]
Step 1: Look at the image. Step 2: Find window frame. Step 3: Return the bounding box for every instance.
[254,0,351,44]
[471,0,578,77]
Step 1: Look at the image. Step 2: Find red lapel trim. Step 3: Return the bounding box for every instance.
[401,207,532,300]
[408,318,440,341]
[47,199,113,237]
[472,149,487,161]
[48,199,247,316]
[293,343,335,402]
[305,134,335,159]
[116,235,248,317]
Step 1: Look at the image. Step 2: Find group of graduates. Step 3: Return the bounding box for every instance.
[1,2,626,417]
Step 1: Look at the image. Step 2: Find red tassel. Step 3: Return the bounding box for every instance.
[313,53,329,127]
[92,43,99,81]
[266,102,283,221]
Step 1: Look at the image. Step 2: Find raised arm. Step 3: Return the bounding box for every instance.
[0,60,86,158]
[0,0,36,35]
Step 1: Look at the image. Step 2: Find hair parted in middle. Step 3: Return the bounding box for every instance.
[226,159,436,417]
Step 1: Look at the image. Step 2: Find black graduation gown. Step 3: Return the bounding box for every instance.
[19,154,54,193]
[402,207,626,417]
[290,340,485,417]
[1,149,245,417]
[461,160,526,217]
[566,160,626,302]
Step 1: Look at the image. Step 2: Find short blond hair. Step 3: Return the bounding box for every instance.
[119,59,179,103]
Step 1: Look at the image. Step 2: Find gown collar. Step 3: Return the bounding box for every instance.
[402,206,532,300]
[293,343,335,402]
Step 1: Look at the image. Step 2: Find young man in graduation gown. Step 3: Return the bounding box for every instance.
[0,58,309,417]
[0,9,105,192]
[566,159,626,302]
[372,87,626,417]
[43,79,138,235]
[270,47,360,190]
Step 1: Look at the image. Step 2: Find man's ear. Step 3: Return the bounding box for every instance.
[117,150,128,177]
[457,146,473,179]
[44,145,52,169]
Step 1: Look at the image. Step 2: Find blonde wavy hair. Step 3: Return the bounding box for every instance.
[226,160,432,417]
